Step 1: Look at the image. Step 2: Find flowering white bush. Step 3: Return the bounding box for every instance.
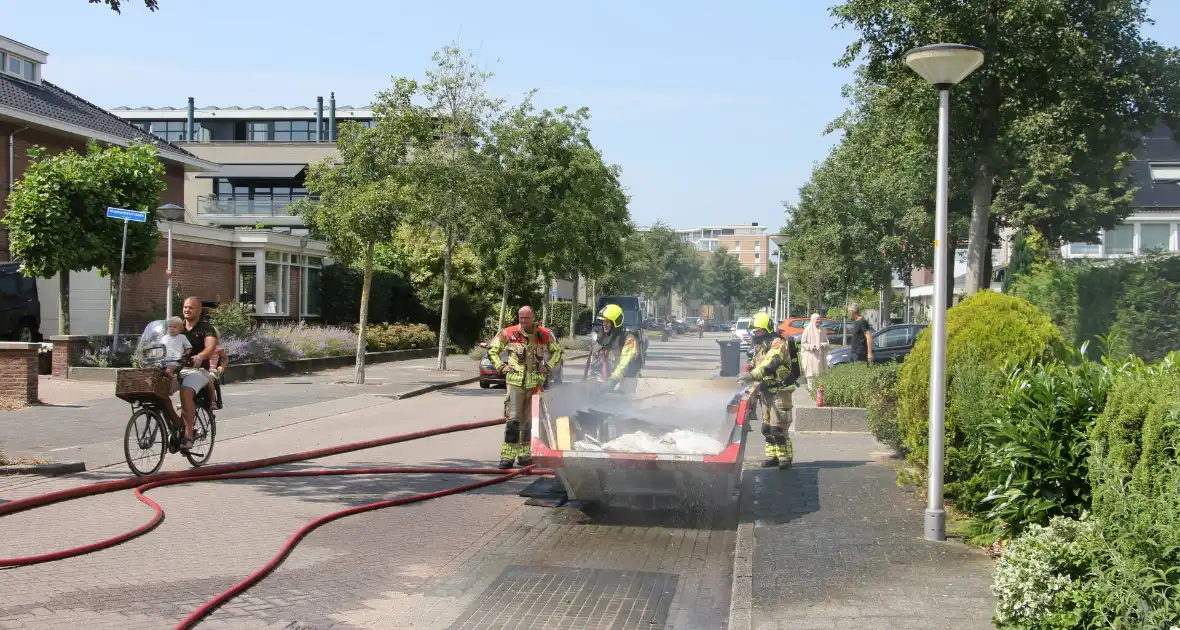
[992,515,1102,629]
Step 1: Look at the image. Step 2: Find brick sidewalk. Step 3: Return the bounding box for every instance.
[736,427,996,630]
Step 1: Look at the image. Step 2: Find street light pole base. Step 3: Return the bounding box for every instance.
[924,509,946,541]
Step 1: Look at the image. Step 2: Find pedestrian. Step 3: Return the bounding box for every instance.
[800,313,829,389]
[847,302,873,364]
[487,306,563,470]
[738,312,801,469]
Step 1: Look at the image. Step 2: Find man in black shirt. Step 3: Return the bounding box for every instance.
[179,296,218,449]
[847,302,873,364]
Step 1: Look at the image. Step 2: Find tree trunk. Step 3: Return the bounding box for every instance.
[588,277,597,317]
[569,274,579,337]
[355,239,375,384]
[541,274,550,327]
[965,161,994,295]
[498,273,510,329]
[880,283,893,327]
[436,227,454,371]
[59,272,71,335]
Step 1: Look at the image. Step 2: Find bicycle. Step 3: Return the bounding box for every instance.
[117,321,217,477]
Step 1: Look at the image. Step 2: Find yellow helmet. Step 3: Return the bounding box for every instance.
[598,304,624,327]
[751,312,775,335]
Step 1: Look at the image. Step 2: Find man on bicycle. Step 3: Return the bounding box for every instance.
[179,296,218,450]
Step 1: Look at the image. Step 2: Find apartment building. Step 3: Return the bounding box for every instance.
[678,223,772,276]
[110,97,374,233]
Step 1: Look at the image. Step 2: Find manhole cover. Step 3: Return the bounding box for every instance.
[448,565,677,629]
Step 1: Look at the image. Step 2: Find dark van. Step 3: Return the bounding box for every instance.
[0,263,41,341]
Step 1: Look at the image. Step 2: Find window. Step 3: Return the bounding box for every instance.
[734,241,742,251]
[148,120,202,142]
[263,251,287,315]
[875,327,911,349]
[305,266,322,316]
[754,241,761,251]
[237,264,257,310]
[1140,222,1172,253]
[274,120,322,141]
[1149,163,1180,182]
[1104,224,1134,255]
[1068,241,1100,256]
[721,229,734,235]
[754,265,761,276]
[754,252,760,260]
[4,53,34,81]
[248,122,270,141]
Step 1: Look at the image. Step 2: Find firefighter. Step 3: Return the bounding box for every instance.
[589,303,643,393]
[739,312,801,469]
[488,306,562,469]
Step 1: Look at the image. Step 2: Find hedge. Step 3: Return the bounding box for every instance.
[1011,255,1180,362]
[897,292,1067,475]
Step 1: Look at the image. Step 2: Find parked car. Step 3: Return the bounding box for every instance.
[477,335,565,389]
[826,323,928,367]
[0,263,41,342]
[732,317,754,350]
[777,316,835,339]
[671,318,688,334]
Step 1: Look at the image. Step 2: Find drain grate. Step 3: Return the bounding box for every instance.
[449,565,677,630]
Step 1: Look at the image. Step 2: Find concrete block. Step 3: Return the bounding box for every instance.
[794,407,832,432]
[830,407,869,432]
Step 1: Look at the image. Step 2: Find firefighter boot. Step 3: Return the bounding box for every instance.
[761,442,780,468]
[498,442,521,469]
[778,434,795,470]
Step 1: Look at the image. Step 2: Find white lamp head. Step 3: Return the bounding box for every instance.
[157,203,185,222]
[904,43,984,87]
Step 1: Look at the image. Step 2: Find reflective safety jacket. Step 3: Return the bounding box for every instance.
[749,334,801,392]
[590,329,642,382]
[488,325,562,389]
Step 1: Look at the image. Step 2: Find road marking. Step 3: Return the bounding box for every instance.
[48,446,82,452]
[224,390,259,396]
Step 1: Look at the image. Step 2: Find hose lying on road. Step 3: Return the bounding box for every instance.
[0,416,552,630]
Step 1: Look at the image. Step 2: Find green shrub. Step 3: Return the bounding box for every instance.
[207,301,255,339]
[364,323,437,352]
[560,336,589,352]
[546,302,594,336]
[812,362,880,408]
[942,356,1009,512]
[972,360,1114,538]
[897,291,1067,475]
[1012,256,1180,362]
[319,264,425,326]
[864,363,903,453]
[992,516,1104,630]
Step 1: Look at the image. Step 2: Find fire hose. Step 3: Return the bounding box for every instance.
[0,416,552,629]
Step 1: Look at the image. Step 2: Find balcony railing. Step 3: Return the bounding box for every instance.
[197,195,317,217]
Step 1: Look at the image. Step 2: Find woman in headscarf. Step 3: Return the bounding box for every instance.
[801,313,829,389]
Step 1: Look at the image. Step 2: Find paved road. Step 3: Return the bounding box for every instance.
[0,356,478,470]
[0,333,738,630]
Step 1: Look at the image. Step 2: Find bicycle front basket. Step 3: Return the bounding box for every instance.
[115,368,172,402]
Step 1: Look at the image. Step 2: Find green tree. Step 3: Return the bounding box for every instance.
[832,0,1180,294]
[4,142,165,335]
[406,45,502,370]
[95,0,157,11]
[701,248,748,320]
[739,261,778,314]
[640,222,699,316]
[297,78,419,384]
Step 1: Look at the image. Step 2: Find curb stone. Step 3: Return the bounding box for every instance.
[0,461,86,476]
[728,464,756,630]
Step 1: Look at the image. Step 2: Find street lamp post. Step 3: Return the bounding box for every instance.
[770,234,788,321]
[157,204,186,321]
[904,43,984,542]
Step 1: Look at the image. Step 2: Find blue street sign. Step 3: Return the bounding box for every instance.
[106,207,147,223]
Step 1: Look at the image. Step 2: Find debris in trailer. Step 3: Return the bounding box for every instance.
[573,429,724,455]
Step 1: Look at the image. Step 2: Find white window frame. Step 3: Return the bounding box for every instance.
[1063,218,1180,259]
[300,255,323,317]
[3,52,36,82]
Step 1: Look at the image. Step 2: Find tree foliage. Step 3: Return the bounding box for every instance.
[95,0,157,12]
[4,141,165,334]
[298,79,418,383]
[830,0,1180,293]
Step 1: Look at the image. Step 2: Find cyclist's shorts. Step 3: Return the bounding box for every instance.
[179,369,210,391]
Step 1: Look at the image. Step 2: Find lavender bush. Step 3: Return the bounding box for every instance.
[258,324,358,359]
[220,334,300,368]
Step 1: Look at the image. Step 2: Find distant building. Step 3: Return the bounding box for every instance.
[677,223,772,276]
[110,98,374,233]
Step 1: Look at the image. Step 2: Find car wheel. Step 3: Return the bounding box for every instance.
[479,381,490,389]
[17,321,38,343]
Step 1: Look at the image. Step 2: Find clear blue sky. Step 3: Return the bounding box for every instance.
[9,1,1180,233]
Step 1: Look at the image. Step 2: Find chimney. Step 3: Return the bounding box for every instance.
[186,97,195,141]
[316,96,324,142]
[329,92,337,141]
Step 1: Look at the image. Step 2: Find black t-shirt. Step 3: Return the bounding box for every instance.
[182,318,219,370]
[849,318,871,361]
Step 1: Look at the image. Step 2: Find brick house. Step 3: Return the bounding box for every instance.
[0,35,330,336]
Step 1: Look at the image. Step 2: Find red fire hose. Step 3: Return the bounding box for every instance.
[0,416,551,629]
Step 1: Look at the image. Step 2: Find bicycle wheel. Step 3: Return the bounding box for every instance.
[124,408,167,477]
[184,406,216,467]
